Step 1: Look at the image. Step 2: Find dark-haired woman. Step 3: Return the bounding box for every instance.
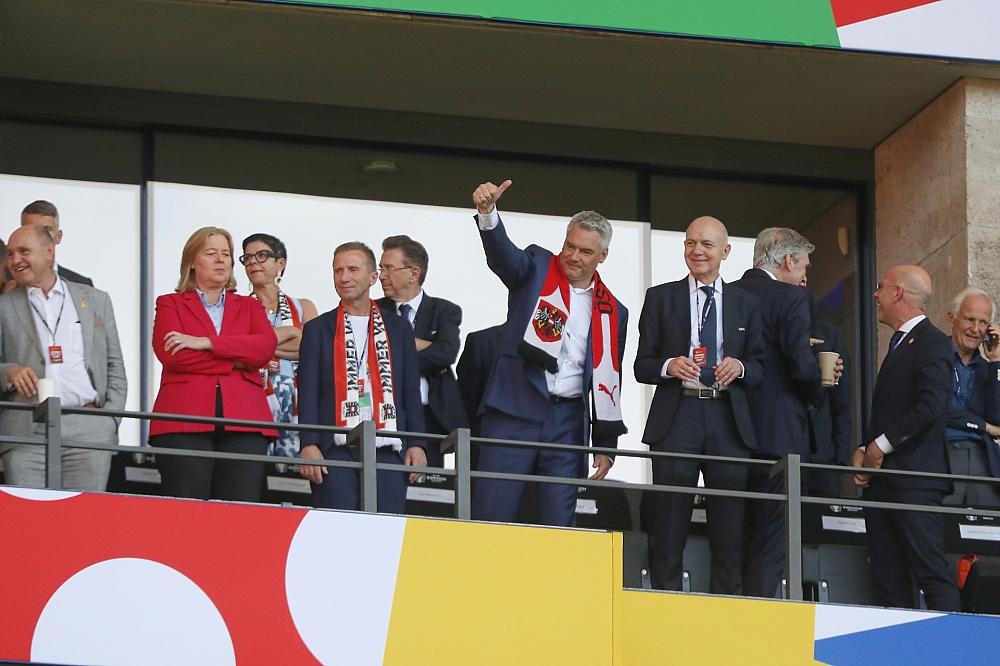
[241,233,317,461]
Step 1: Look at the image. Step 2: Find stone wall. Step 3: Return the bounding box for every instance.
[875,78,1000,355]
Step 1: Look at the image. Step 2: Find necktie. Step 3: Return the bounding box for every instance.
[699,285,717,387]
[881,330,905,369]
[398,303,414,329]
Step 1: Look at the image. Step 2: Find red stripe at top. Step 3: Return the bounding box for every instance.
[830,0,940,27]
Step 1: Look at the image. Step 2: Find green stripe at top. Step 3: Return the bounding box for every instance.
[274,0,841,47]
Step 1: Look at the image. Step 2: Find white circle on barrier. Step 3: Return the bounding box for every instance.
[32,558,235,666]
[285,510,407,665]
[0,487,81,501]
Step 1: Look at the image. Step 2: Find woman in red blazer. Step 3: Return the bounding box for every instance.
[150,226,278,501]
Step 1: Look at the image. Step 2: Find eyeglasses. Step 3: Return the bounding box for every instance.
[377,265,412,276]
[239,250,277,266]
[875,281,899,291]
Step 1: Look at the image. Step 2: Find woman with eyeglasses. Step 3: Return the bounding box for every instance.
[241,233,317,462]
[149,227,278,501]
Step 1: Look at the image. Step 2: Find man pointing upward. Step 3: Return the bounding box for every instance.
[470,179,628,526]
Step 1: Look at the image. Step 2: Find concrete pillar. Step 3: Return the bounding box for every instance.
[875,78,1000,353]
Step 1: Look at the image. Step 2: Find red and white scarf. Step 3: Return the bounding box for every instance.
[254,290,302,398]
[519,255,626,440]
[334,302,398,435]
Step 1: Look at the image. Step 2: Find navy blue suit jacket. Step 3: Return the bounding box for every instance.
[866,318,952,493]
[731,268,821,458]
[377,293,469,432]
[809,320,852,466]
[946,349,1000,478]
[456,324,504,437]
[298,305,426,456]
[634,277,765,449]
[476,216,628,448]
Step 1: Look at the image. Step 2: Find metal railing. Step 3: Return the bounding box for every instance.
[5,398,1000,602]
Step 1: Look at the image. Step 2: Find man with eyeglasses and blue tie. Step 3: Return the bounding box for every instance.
[377,234,468,470]
[854,265,960,611]
[635,215,764,595]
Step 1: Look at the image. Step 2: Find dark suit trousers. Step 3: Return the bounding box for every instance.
[311,446,408,514]
[422,405,446,470]
[473,401,585,527]
[864,486,960,611]
[152,387,267,502]
[744,460,808,598]
[152,432,267,502]
[651,396,750,595]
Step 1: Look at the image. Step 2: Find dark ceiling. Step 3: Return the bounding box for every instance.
[2,0,999,150]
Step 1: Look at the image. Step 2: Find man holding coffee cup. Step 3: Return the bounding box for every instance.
[0,224,126,490]
[732,227,834,598]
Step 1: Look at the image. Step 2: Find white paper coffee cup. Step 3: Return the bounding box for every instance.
[37,378,56,403]
[819,351,840,388]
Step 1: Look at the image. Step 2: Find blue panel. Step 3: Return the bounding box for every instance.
[815,614,1000,665]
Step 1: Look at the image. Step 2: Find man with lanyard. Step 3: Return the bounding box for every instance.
[634,216,765,594]
[297,241,427,512]
[942,287,1000,507]
[0,224,126,490]
[469,179,628,527]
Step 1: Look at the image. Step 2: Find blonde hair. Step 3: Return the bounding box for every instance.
[176,227,237,293]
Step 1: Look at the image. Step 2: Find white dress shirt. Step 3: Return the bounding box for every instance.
[27,279,97,407]
[662,275,743,389]
[873,314,928,454]
[478,207,590,397]
[394,291,430,405]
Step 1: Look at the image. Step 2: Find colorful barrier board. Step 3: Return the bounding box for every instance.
[2,486,998,665]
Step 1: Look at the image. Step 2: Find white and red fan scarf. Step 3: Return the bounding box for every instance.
[519,255,626,440]
[334,302,397,434]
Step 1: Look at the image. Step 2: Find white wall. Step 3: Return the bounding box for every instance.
[650,229,755,286]
[0,174,142,445]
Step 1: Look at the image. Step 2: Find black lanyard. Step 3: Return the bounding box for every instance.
[28,280,68,345]
[350,317,369,369]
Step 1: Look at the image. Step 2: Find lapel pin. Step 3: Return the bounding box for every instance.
[78,296,87,310]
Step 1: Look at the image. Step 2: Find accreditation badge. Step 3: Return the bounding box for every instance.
[691,346,708,368]
[48,345,64,364]
[358,378,373,419]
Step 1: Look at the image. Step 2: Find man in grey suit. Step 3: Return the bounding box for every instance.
[0,225,126,490]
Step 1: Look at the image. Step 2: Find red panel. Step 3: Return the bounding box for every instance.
[830,0,941,27]
[0,491,320,664]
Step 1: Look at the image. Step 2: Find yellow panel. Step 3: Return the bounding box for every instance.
[384,519,616,666]
[611,531,625,666]
[619,590,819,665]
